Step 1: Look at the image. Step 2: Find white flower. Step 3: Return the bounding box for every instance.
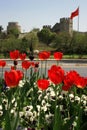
[0,105,2,110]
[75,96,80,103]
[45,113,54,124]
[34,50,39,54]
[45,114,49,119]
[81,94,87,101]
[57,91,59,95]
[0,111,3,116]
[37,105,40,112]
[75,116,78,120]
[2,99,8,104]
[2,99,8,110]
[72,121,77,127]
[10,109,15,114]
[50,91,55,97]
[14,102,17,107]
[26,111,33,117]
[46,87,51,93]
[82,100,86,106]
[46,103,51,107]
[84,106,87,112]
[49,112,54,117]
[64,118,70,124]
[38,90,42,94]
[69,93,74,99]
[18,80,25,87]
[19,112,24,118]
[29,105,33,110]
[33,111,37,118]
[23,105,33,111]
[58,95,63,100]
[70,98,74,103]
[44,95,49,100]
[56,105,58,108]
[38,94,42,101]
[41,105,47,112]
[59,105,63,111]
[41,100,46,106]
[30,117,34,122]
[11,98,15,104]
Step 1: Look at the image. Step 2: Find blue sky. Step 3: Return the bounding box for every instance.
[0,0,86,32]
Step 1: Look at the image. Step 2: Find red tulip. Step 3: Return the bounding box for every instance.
[74,76,86,89]
[54,52,63,60]
[34,62,39,68]
[38,51,50,60]
[48,65,64,85]
[31,62,39,68]
[85,77,87,86]
[30,62,35,67]
[62,85,71,91]
[11,66,15,70]
[16,70,24,80]
[37,79,49,90]
[22,60,31,69]
[4,69,23,88]
[62,70,79,91]
[0,60,6,67]
[10,50,20,60]
[19,53,26,60]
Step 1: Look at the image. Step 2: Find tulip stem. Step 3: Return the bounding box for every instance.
[1,67,3,79]
[57,60,59,66]
[45,60,47,77]
[40,60,43,78]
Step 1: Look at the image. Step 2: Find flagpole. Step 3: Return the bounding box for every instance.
[77,6,79,32]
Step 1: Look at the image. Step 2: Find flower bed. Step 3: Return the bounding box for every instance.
[0,50,87,130]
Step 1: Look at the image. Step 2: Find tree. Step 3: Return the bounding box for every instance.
[37,28,54,45]
[52,32,71,53]
[7,27,20,38]
[0,26,3,33]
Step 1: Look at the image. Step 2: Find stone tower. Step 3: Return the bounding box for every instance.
[52,17,73,36]
[7,22,21,33]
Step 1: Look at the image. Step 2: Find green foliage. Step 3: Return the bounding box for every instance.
[7,27,20,38]
[53,107,63,130]
[0,28,87,57]
[25,31,39,52]
[37,28,56,45]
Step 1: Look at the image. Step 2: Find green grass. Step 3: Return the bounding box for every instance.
[49,54,87,59]
[63,54,87,59]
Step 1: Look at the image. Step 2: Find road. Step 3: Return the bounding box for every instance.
[0,59,87,77]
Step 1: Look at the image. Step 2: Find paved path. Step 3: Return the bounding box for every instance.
[0,59,87,77]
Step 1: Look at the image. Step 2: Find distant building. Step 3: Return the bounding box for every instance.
[52,17,73,36]
[7,22,21,33]
[43,25,51,30]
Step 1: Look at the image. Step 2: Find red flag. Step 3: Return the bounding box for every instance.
[70,7,79,19]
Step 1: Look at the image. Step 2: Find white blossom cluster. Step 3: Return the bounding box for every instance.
[19,105,37,126]
[1,79,87,129]
[69,93,87,113]
[18,85,56,127]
